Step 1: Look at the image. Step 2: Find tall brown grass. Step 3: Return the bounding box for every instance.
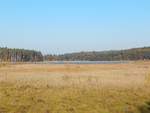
[0,61,150,113]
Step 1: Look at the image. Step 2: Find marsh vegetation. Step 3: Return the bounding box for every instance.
[0,62,150,113]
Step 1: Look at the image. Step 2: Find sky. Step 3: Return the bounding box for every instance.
[0,0,150,54]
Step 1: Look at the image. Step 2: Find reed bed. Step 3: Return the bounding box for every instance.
[0,62,150,113]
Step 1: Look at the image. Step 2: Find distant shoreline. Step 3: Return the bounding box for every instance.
[0,60,131,65]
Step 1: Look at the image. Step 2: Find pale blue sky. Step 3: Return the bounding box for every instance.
[0,0,150,54]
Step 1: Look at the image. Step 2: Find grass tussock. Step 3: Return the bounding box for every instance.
[0,61,150,113]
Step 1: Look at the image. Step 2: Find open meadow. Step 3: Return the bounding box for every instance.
[0,62,150,113]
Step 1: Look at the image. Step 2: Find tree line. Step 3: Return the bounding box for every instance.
[0,47,43,62]
[1,47,150,62]
[45,47,150,61]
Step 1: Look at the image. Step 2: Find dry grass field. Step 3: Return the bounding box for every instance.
[0,61,150,113]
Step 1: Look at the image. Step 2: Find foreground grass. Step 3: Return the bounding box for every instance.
[0,62,150,113]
